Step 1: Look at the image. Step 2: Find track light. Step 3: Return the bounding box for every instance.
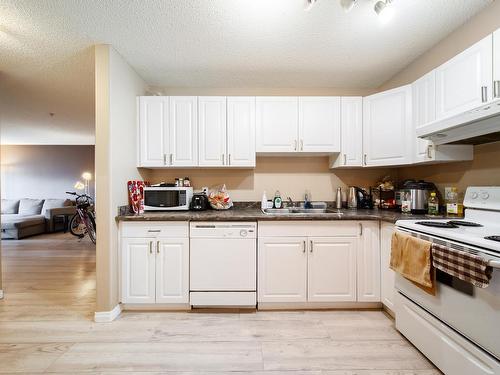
[340,0,357,12]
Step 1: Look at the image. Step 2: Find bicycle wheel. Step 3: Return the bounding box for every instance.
[86,213,97,244]
[69,214,85,238]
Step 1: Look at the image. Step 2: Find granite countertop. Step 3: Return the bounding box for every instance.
[116,207,445,224]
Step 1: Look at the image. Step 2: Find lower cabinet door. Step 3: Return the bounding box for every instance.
[307,237,357,302]
[121,238,156,304]
[156,238,189,304]
[258,237,307,303]
[357,222,381,302]
[380,222,396,310]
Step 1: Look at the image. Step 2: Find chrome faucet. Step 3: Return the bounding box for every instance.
[287,197,295,207]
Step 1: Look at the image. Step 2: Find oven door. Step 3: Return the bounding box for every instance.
[144,189,187,210]
[395,228,500,360]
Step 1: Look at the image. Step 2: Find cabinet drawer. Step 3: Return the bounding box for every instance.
[120,221,188,238]
[258,221,361,237]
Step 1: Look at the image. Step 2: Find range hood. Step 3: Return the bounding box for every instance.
[417,99,500,145]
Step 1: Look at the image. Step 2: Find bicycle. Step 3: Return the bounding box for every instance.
[66,191,96,244]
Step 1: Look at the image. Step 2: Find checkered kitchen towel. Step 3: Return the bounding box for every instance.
[431,243,493,288]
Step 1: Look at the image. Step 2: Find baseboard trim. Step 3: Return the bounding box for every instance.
[94,304,122,322]
[257,301,382,310]
[0,290,4,299]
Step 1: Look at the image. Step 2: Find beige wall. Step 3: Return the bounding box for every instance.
[143,157,395,202]
[378,0,500,196]
[95,45,147,313]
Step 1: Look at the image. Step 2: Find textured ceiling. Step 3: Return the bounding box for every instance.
[0,0,493,144]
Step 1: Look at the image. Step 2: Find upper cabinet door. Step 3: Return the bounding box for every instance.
[156,238,189,304]
[435,34,493,120]
[298,97,341,153]
[340,97,363,166]
[412,71,436,163]
[198,97,227,167]
[138,97,168,167]
[494,28,500,100]
[307,237,357,302]
[227,97,256,167]
[169,96,198,166]
[256,97,298,153]
[363,85,412,167]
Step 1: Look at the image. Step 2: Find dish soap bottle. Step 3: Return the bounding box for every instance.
[428,192,439,216]
[273,190,283,209]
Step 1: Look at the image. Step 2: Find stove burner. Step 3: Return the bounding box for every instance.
[416,221,459,228]
[485,236,500,242]
[447,220,483,227]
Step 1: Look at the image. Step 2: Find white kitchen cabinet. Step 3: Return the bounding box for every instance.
[156,238,190,304]
[138,96,169,167]
[435,34,493,120]
[363,85,412,167]
[308,237,357,302]
[121,238,156,304]
[298,97,341,153]
[227,97,256,167]
[120,222,189,305]
[357,222,380,302]
[494,28,500,100]
[330,97,363,168]
[380,222,395,311]
[169,96,198,166]
[412,72,474,164]
[258,237,308,303]
[256,97,298,153]
[198,96,227,167]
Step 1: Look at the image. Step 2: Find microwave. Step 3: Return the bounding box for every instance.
[143,187,193,211]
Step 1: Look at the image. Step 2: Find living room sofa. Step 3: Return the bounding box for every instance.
[1,198,76,239]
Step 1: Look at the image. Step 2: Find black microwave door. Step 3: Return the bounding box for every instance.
[144,191,180,208]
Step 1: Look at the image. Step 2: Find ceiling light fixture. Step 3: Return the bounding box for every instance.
[339,0,357,12]
[374,0,395,23]
[304,0,318,11]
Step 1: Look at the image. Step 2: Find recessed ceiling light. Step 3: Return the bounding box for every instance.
[340,0,357,12]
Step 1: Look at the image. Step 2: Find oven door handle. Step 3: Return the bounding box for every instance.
[489,260,500,269]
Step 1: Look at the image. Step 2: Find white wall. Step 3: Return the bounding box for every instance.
[1,145,95,199]
[95,45,147,314]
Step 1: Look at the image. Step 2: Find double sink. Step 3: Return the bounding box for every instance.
[262,207,343,215]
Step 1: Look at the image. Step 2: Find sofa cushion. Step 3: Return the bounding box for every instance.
[1,199,20,214]
[41,199,72,216]
[18,198,44,215]
[1,214,46,230]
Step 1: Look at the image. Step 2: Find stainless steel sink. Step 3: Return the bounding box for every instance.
[262,207,341,215]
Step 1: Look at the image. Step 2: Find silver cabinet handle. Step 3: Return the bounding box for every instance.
[494,81,500,99]
[156,240,160,254]
[363,154,367,166]
[359,223,363,236]
[222,154,225,165]
[427,144,433,159]
[310,240,313,253]
[302,240,306,253]
[148,229,161,233]
[294,140,298,151]
[149,241,153,254]
[163,154,167,165]
[300,139,304,151]
[481,86,488,103]
[343,154,347,165]
[169,153,173,165]
[228,154,231,165]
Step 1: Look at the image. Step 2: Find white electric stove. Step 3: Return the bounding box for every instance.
[395,186,500,375]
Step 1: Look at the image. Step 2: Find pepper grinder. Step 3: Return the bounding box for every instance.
[336,187,343,209]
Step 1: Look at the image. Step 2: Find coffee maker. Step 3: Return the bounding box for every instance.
[347,187,374,209]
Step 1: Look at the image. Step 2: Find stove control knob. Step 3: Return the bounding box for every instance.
[471,192,479,199]
[240,229,248,237]
[481,192,490,200]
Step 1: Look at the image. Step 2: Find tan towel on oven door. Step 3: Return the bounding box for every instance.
[390,231,435,295]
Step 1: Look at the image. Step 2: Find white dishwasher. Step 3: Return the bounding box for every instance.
[190,222,257,307]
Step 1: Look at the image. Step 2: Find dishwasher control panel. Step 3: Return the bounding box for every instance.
[190,222,257,239]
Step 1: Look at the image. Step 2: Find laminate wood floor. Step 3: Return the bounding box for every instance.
[0,233,441,374]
